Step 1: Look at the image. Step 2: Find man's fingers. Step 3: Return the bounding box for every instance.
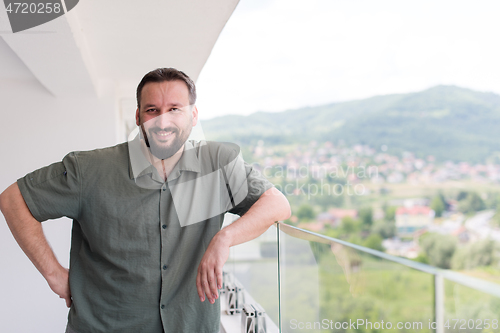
[202,272,213,304]
[60,293,72,308]
[215,266,223,290]
[197,264,212,303]
[196,271,205,302]
[207,269,218,302]
[196,233,230,304]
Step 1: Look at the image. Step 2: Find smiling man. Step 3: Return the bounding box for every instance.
[138,79,195,162]
[0,68,291,333]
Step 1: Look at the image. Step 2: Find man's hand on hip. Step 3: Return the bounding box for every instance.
[196,232,230,304]
[0,183,73,308]
[47,266,72,308]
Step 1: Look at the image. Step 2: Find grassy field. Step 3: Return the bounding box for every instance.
[229,234,500,333]
[280,242,435,333]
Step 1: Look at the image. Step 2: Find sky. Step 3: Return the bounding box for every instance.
[196,0,500,120]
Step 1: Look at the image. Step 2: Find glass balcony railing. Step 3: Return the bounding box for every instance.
[221,222,500,333]
[221,222,280,333]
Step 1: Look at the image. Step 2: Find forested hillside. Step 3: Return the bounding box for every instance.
[202,86,500,162]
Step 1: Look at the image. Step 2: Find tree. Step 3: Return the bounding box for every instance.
[420,233,457,269]
[452,240,497,270]
[371,220,396,239]
[492,209,500,228]
[485,192,500,210]
[414,252,429,264]
[384,206,397,221]
[458,192,486,213]
[340,216,361,235]
[457,191,468,201]
[363,234,384,251]
[296,203,315,221]
[358,207,373,228]
[430,195,446,217]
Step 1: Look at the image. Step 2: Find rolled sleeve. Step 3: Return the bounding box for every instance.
[227,159,273,216]
[17,152,81,222]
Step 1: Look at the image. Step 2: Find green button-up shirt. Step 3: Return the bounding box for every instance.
[17,140,272,333]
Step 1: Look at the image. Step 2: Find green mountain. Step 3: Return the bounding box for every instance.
[201,86,500,162]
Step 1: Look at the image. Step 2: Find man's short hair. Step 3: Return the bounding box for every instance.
[136,68,197,108]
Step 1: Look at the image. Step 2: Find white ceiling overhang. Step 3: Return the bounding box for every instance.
[0,0,239,98]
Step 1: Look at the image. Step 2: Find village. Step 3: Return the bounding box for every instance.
[248,141,500,268]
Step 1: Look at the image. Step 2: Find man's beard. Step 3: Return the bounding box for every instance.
[140,125,191,160]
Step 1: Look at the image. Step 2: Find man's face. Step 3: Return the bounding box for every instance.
[135,80,198,160]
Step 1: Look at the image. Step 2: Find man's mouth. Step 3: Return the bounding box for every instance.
[151,129,176,142]
[156,131,172,137]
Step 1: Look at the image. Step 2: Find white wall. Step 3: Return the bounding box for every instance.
[0,40,117,333]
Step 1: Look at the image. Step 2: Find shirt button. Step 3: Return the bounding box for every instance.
[163,265,167,270]
[162,186,166,191]
[161,304,165,309]
[162,225,167,229]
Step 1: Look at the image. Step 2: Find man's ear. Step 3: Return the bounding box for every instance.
[135,108,140,126]
[192,105,199,127]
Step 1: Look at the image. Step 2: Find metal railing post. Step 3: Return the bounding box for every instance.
[434,273,444,333]
[276,222,282,333]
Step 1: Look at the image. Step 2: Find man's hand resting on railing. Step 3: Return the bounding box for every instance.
[195,187,291,304]
[196,232,230,304]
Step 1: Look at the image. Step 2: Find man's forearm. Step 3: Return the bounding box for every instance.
[218,186,291,247]
[0,183,71,306]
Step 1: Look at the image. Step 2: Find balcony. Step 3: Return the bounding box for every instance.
[221,222,500,333]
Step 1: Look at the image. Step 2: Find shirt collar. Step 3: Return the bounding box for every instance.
[128,135,201,181]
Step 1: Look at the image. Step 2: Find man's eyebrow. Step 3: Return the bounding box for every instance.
[143,103,185,108]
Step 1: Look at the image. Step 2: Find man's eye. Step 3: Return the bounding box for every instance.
[146,109,157,112]
[170,108,181,112]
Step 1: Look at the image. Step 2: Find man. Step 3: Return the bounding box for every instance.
[0,68,291,333]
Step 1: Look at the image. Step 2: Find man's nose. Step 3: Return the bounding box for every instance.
[155,112,171,129]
